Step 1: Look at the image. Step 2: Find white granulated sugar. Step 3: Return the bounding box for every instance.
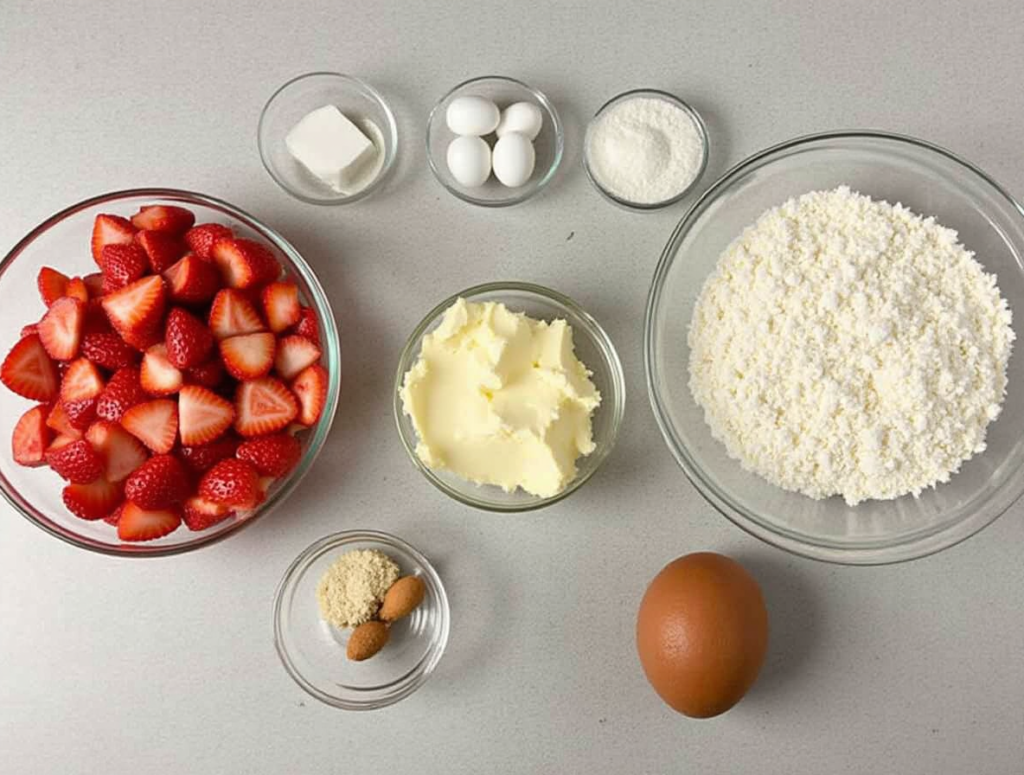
[688,187,1015,506]
[587,97,704,204]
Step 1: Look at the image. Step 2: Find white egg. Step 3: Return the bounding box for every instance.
[495,101,543,140]
[491,132,536,188]
[446,96,500,136]
[446,135,492,187]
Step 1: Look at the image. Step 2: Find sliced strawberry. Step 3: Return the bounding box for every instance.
[135,229,185,273]
[117,502,181,542]
[91,214,136,266]
[63,478,123,521]
[100,243,148,294]
[130,205,195,234]
[182,495,233,531]
[81,332,137,371]
[164,253,220,305]
[184,358,225,389]
[198,458,261,508]
[101,275,167,348]
[82,272,105,298]
[38,297,85,361]
[184,223,233,260]
[292,307,321,347]
[46,438,104,483]
[104,502,125,526]
[292,364,328,427]
[120,399,178,454]
[164,308,214,369]
[208,288,265,340]
[140,344,183,396]
[1,334,59,401]
[124,454,191,509]
[46,402,82,439]
[178,434,240,473]
[274,335,321,381]
[261,281,301,333]
[64,398,100,431]
[211,238,281,289]
[96,366,145,422]
[234,376,298,437]
[219,332,275,380]
[12,405,52,467]
[85,420,149,482]
[236,433,302,477]
[60,358,105,404]
[46,433,79,454]
[178,384,235,446]
[37,267,70,306]
[65,278,90,303]
[20,323,39,339]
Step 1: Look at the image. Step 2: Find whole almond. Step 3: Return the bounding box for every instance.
[346,621,389,661]
[379,575,426,622]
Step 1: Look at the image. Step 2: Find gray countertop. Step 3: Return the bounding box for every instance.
[1,1,1022,773]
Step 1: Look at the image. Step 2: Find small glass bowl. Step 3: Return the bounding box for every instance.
[393,282,625,512]
[583,88,709,212]
[274,530,449,710]
[258,72,398,205]
[426,76,564,207]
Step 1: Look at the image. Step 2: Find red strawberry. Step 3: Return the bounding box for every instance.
[117,502,181,542]
[100,243,148,293]
[183,495,233,531]
[20,323,38,339]
[85,420,149,482]
[165,308,214,369]
[135,229,185,273]
[46,438,104,483]
[46,402,82,439]
[82,300,113,335]
[104,502,125,526]
[234,377,298,437]
[236,433,302,477]
[208,288,265,340]
[164,254,220,305]
[38,297,85,361]
[219,332,275,380]
[120,398,178,454]
[81,332,137,370]
[82,272,105,298]
[292,364,328,426]
[101,275,167,349]
[1,334,59,401]
[211,238,281,289]
[65,277,90,303]
[96,366,145,422]
[91,214,136,266]
[63,478,123,521]
[130,205,195,234]
[60,358,105,405]
[124,454,190,509]
[12,405,52,467]
[261,281,301,333]
[292,307,320,347]
[198,458,261,508]
[184,358,225,389]
[274,335,321,381]
[178,384,235,446]
[184,223,233,260]
[178,434,240,473]
[37,267,70,306]
[140,344,183,396]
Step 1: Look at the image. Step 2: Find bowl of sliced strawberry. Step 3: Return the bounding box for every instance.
[0,189,340,555]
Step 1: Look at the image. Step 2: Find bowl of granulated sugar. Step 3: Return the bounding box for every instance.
[583,88,709,211]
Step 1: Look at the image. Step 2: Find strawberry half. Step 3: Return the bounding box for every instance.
[124,454,191,509]
[85,420,149,482]
[117,502,181,542]
[220,332,275,380]
[209,288,265,340]
[81,332,137,371]
[184,223,233,260]
[291,364,328,427]
[261,281,301,333]
[164,254,220,305]
[65,278,90,303]
[91,214,136,266]
[37,267,70,307]
[178,385,235,446]
[165,308,214,369]
[12,405,53,467]
[82,272,105,298]
[100,243,148,294]
[274,335,321,381]
[121,398,178,454]
[63,478,123,521]
[140,344,183,396]
[184,358,225,389]
[46,402,82,439]
[1,334,59,401]
[101,275,167,350]
[135,230,185,273]
[60,358,105,405]
[38,297,85,361]
[178,434,240,473]
[292,307,320,347]
[236,433,302,477]
[182,495,233,531]
[211,238,281,289]
[46,438,104,484]
[130,205,195,235]
[198,458,261,508]
[234,376,298,437]
[96,366,146,422]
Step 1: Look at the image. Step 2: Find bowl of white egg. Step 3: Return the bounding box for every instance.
[426,76,564,207]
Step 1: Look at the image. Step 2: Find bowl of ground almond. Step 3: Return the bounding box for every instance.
[646,131,1024,564]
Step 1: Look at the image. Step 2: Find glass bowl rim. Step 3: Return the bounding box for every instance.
[393,280,626,512]
[257,71,399,206]
[644,129,1024,565]
[425,75,565,208]
[0,187,342,558]
[272,529,450,710]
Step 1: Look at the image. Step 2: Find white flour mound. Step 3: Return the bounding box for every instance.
[688,187,1015,506]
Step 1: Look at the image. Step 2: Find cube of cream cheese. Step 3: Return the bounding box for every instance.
[285,105,377,193]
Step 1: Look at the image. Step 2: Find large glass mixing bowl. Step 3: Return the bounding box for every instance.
[645,131,1024,564]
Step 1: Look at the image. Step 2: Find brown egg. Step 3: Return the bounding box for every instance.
[636,552,768,718]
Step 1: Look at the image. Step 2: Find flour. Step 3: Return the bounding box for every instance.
[586,96,704,204]
[688,187,1015,505]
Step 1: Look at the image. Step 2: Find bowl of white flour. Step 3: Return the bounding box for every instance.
[645,131,1024,564]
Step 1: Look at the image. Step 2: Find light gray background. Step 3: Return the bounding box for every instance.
[1,1,1022,773]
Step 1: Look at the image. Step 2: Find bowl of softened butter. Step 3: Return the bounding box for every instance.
[393,281,625,512]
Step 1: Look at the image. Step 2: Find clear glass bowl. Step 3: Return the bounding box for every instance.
[394,282,625,512]
[583,88,709,212]
[0,189,341,556]
[273,530,449,710]
[645,131,1024,564]
[426,76,563,207]
[258,72,398,205]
